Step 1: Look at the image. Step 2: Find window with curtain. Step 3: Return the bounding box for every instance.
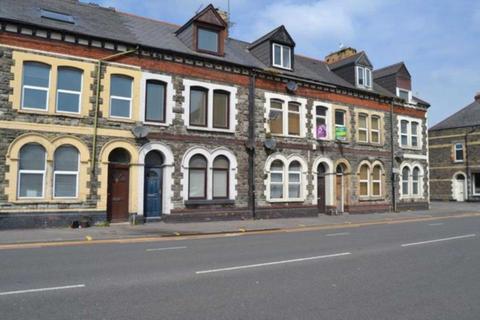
[18,143,46,198]
[402,167,410,196]
[288,102,300,136]
[188,155,207,199]
[288,161,301,198]
[190,87,208,127]
[269,99,283,135]
[213,90,229,129]
[359,164,369,197]
[54,145,79,198]
[270,160,284,199]
[145,80,166,123]
[110,75,133,118]
[315,106,328,139]
[371,116,380,143]
[358,113,368,142]
[212,156,229,199]
[22,62,50,110]
[57,67,82,113]
[411,122,419,147]
[371,165,382,197]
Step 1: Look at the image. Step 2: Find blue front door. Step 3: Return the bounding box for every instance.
[145,167,162,218]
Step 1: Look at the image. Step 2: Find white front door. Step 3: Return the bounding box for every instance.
[454,176,466,201]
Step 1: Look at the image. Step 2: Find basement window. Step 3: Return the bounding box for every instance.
[41,9,75,24]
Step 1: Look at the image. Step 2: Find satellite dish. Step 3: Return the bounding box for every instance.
[286,81,298,93]
[264,138,277,150]
[132,126,149,138]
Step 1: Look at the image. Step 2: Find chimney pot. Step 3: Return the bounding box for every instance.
[325,47,357,64]
[475,92,480,102]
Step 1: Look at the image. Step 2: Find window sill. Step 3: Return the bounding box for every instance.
[107,117,136,123]
[271,134,305,139]
[185,199,235,206]
[187,126,234,134]
[12,199,83,204]
[400,146,422,151]
[356,141,383,147]
[143,121,170,127]
[267,198,305,203]
[358,197,385,202]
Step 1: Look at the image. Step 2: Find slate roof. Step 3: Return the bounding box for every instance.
[0,0,404,99]
[373,62,404,79]
[430,99,480,131]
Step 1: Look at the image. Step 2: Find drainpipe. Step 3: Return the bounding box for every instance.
[90,47,139,173]
[247,72,257,219]
[390,100,397,212]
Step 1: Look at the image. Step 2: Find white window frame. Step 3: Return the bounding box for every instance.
[358,164,370,198]
[371,165,382,197]
[396,87,412,103]
[140,72,174,126]
[370,115,381,144]
[265,155,307,202]
[411,121,419,148]
[182,79,237,133]
[356,66,372,89]
[412,167,420,196]
[17,148,46,199]
[287,101,301,136]
[454,143,464,163]
[56,68,83,115]
[312,103,331,140]
[270,161,284,200]
[399,163,424,199]
[53,149,80,199]
[272,43,292,70]
[397,116,423,150]
[264,92,307,138]
[109,75,133,119]
[334,108,348,141]
[21,63,51,111]
[358,113,369,143]
[401,166,410,197]
[287,162,302,199]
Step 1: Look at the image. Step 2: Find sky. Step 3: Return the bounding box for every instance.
[96,0,480,126]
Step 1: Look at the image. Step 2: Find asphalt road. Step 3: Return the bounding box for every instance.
[1,215,480,320]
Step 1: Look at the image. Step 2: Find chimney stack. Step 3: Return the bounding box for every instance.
[216,9,229,35]
[475,92,480,102]
[325,47,357,64]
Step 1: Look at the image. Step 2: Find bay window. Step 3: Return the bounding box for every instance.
[22,62,50,110]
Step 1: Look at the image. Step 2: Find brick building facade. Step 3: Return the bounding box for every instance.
[0,1,430,228]
[429,93,480,202]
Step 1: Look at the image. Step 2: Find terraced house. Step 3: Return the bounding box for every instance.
[0,0,430,228]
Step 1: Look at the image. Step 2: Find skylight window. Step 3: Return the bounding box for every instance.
[41,9,74,24]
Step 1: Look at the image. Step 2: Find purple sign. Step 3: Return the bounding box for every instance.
[316,124,327,139]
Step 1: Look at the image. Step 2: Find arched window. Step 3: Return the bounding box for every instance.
[402,167,410,196]
[270,160,284,199]
[54,145,79,198]
[213,90,230,129]
[359,164,370,197]
[188,155,207,199]
[412,167,420,196]
[371,165,382,197]
[288,161,301,198]
[212,156,229,198]
[22,62,51,111]
[18,143,46,198]
[145,80,166,123]
[145,150,164,167]
[110,74,133,118]
[190,86,208,127]
[57,67,82,113]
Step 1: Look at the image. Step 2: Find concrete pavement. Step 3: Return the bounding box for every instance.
[0,211,479,319]
[0,201,478,246]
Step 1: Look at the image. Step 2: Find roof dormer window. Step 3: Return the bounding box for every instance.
[397,88,411,102]
[197,27,220,54]
[356,66,372,89]
[272,43,292,70]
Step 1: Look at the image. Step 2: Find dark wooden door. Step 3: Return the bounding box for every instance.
[144,167,162,218]
[107,164,129,222]
[317,175,326,213]
[336,174,343,213]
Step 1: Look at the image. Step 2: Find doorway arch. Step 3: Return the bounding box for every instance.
[144,151,164,219]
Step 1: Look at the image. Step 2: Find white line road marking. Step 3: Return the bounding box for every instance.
[325,232,350,237]
[401,234,476,247]
[428,223,444,226]
[0,284,85,296]
[196,252,351,274]
[146,246,187,252]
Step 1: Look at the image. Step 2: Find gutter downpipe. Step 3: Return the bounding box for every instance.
[248,71,257,219]
[90,47,139,173]
[390,99,397,212]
